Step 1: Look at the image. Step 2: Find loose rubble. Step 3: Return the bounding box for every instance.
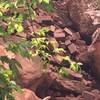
[0,0,100,99]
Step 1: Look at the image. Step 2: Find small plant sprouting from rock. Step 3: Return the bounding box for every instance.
[58,56,82,77]
[53,48,65,54]
[62,56,83,72]
[31,27,51,65]
[70,62,82,72]
[59,67,69,77]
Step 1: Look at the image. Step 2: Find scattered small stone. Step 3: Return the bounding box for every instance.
[53,29,65,40]
[55,29,63,33]
[72,32,81,40]
[50,25,56,32]
[64,27,73,36]
[35,15,52,24]
[68,43,78,54]
[59,41,66,49]
[65,40,72,46]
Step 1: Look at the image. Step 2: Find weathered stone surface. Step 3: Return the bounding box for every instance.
[15,55,55,96]
[17,32,27,38]
[82,91,100,100]
[59,41,66,49]
[82,91,96,100]
[82,79,92,86]
[64,27,73,36]
[34,68,56,98]
[85,9,100,26]
[72,32,81,40]
[91,41,100,79]
[68,43,78,54]
[52,78,89,94]
[53,30,65,41]
[68,0,96,35]
[15,88,41,100]
[65,40,71,46]
[15,55,45,89]
[50,25,56,32]
[50,72,90,94]
[35,15,53,25]
[66,68,83,81]
[86,28,100,79]
[53,0,97,35]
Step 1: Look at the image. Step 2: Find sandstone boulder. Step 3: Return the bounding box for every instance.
[15,54,44,89]
[15,54,56,95]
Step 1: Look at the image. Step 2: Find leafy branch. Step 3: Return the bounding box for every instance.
[0,56,22,100]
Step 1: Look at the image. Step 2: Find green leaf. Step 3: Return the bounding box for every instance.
[15,0,26,7]
[43,0,50,4]
[0,12,3,17]
[17,14,24,22]
[70,62,81,72]
[7,40,32,59]
[59,67,68,77]
[0,56,22,78]
[53,48,65,53]
[7,23,15,34]
[38,27,48,36]
[4,70,12,77]
[62,56,71,62]
[15,24,24,33]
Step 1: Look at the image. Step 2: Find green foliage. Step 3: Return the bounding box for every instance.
[70,62,82,72]
[0,0,52,37]
[62,56,82,72]
[53,48,65,54]
[0,56,22,100]
[42,1,54,12]
[0,56,21,79]
[59,67,68,77]
[32,27,49,36]
[0,0,52,99]
[6,40,32,59]
[31,28,51,64]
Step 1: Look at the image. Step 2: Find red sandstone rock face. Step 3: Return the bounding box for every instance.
[53,0,96,35]
[68,0,96,35]
[15,54,44,89]
[92,41,100,79]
